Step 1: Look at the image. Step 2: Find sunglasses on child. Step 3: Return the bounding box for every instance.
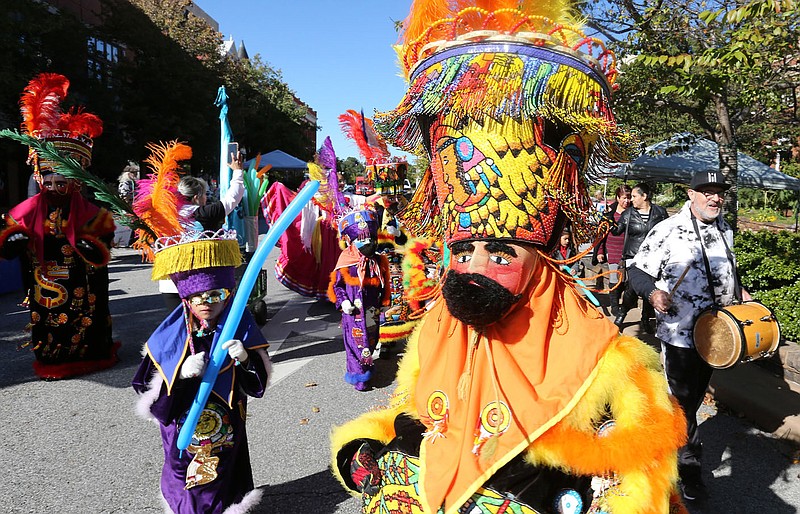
[187,288,231,306]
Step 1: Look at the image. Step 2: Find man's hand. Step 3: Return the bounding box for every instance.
[179,351,207,379]
[649,290,672,314]
[742,288,753,302]
[221,339,248,366]
[350,442,381,496]
[597,253,606,263]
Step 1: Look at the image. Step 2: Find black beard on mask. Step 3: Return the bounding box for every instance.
[357,243,376,257]
[43,190,71,207]
[441,269,523,329]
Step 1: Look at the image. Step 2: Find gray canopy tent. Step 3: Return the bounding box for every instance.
[613,136,800,191]
[245,150,308,190]
[607,135,800,231]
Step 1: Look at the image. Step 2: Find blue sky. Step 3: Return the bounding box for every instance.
[195,0,414,162]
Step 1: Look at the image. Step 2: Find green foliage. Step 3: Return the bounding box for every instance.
[736,229,800,342]
[752,282,800,345]
[735,230,800,291]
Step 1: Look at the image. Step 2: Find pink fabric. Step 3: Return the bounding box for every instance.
[9,191,101,263]
[265,182,341,299]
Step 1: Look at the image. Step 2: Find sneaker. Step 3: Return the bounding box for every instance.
[681,477,708,502]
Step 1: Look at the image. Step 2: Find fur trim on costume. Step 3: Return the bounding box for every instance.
[135,371,164,423]
[337,265,384,288]
[222,488,263,514]
[345,370,372,384]
[378,320,418,343]
[32,340,119,380]
[522,335,686,513]
[255,348,272,388]
[0,222,29,249]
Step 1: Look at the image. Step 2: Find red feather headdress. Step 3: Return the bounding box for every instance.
[19,73,103,179]
[338,109,390,165]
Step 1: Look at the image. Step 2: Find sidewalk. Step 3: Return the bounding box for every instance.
[614,302,800,445]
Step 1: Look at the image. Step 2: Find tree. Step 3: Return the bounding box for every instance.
[337,156,364,185]
[582,0,800,229]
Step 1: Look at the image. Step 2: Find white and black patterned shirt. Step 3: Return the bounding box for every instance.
[632,201,736,348]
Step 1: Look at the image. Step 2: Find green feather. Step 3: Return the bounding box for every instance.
[0,129,156,240]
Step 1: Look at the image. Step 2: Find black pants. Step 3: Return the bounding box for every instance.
[621,279,655,320]
[662,343,714,480]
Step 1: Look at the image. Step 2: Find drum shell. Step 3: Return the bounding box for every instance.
[693,301,780,369]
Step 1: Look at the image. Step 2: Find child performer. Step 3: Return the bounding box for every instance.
[328,209,390,391]
[133,230,270,513]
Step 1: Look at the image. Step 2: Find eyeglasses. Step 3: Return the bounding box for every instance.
[695,190,724,200]
[187,288,230,306]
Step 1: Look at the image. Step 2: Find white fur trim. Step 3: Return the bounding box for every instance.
[255,348,272,388]
[135,372,163,423]
[223,488,263,514]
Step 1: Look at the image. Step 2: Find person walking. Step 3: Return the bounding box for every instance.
[627,170,751,504]
[593,184,632,316]
[156,149,244,312]
[610,182,668,332]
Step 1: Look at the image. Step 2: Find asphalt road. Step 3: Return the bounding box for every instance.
[1,246,798,513]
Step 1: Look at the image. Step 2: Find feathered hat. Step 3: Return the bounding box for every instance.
[376,0,638,249]
[19,73,103,181]
[132,141,242,298]
[339,109,408,196]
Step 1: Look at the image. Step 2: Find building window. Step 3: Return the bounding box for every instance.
[87,36,121,87]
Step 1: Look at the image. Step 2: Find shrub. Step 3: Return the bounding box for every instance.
[735,230,800,343]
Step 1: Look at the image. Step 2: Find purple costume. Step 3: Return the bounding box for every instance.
[132,303,270,514]
[327,210,389,391]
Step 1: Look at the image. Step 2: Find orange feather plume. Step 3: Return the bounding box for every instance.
[132,141,192,260]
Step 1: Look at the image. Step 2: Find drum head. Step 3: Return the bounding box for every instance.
[694,310,742,369]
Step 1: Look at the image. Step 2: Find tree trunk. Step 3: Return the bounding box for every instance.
[714,93,738,231]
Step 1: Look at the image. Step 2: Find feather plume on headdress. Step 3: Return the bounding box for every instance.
[318,136,348,218]
[131,141,192,261]
[338,109,390,165]
[19,73,70,135]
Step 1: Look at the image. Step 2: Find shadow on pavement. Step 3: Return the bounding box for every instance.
[252,468,352,513]
[691,413,798,513]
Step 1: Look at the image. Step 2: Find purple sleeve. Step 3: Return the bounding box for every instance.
[331,269,349,309]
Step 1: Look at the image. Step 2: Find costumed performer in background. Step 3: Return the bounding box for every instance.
[263,136,343,300]
[327,208,390,391]
[131,141,270,514]
[0,73,118,380]
[340,110,416,351]
[330,1,687,512]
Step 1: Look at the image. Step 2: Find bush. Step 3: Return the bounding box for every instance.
[752,283,800,346]
[735,230,800,343]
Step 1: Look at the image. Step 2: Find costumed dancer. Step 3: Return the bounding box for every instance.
[330,1,688,513]
[327,209,390,391]
[263,137,342,300]
[0,73,118,380]
[131,142,270,514]
[340,110,417,348]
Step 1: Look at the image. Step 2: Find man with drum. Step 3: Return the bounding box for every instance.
[628,170,751,504]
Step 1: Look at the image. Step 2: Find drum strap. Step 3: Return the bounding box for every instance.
[690,213,742,303]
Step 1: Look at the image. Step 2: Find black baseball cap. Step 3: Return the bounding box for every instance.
[689,171,730,191]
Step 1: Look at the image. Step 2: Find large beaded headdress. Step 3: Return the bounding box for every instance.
[377,0,638,249]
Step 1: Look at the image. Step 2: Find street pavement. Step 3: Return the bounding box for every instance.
[1,246,799,513]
